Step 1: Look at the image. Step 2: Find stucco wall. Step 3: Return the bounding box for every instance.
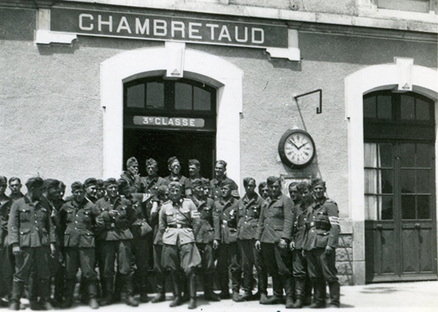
[1,6,437,208]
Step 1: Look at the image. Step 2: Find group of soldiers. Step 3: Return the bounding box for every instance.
[0,156,341,310]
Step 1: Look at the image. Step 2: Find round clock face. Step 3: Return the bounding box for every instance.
[278,129,315,167]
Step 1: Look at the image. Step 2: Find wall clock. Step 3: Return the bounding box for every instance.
[278,129,316,168]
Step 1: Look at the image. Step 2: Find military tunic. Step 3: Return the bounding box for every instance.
[237,193,266,294]
[121,171,142,194]
[213,197,241,293]
[159,198,201,275]
[210,177,238,200]
[0,196,13,299]
[60,199,100,281]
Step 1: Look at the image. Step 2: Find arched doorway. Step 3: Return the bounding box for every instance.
[363,91,437,282]
[123,77,217,177]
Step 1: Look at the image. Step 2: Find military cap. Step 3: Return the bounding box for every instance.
[117,178,129,190]
[220,179,234,188]
[43,178,60,189]
[188,159,201,167]
[243,177,256,188]
[168,156,180,167]
[0,176,7,186]
[258,181,267,190]
[126,157,139,167]
[267,176,281,186]
[96,179,104,188]
[83,178,97,188]
[145,158,158,167]
[71,181,84,192]
[231,190,240,199]
[168,181,183,190]
[191,178,203,188]
[202,178,210,187]
[58,180,66,189]
[26,177,44,189]
[312,178,326,189]
[104,178,118,187]
[296,181,311,192]
[215,160,227,168]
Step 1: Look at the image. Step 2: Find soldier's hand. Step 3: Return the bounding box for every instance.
[325,245,335,255]
[255,240,261,251]
[213,240,219,250]
[50,243,56,256]
[12,244,21,256]
[279,239,288,249]
[290,241,296,251]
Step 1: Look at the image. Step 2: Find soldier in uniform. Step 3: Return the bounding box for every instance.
[121,157,142,194]
[303,179,340,308]
[289,182,300,205]
[290,182,313,308]
[149,185,168,303]
[95,178,139,307]
[255,176,295,308]
[140,158,167,200]
[210,160,238,200]
[84,178,99,204]
[235,177,267,303]
[159,181,201,309]
[213,180,241,301]
[164,157,191,197]
[258,182,269,200]
[0,176,13,305]
[59,182,100,309]
[187,160,204,199]
[203,178,212,199]
[8,178,24,202]
[190,179,220,302]
[8,177,56,311]
[40,179,64,308]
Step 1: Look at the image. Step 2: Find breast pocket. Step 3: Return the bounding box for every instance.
[271,206,284,218]
[19,209,31,222]
[66,209,75,222]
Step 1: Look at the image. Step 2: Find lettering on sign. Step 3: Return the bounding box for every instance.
[50,8,288,49]
[133,116,205,128]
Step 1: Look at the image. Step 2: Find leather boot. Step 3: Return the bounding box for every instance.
[188,274,197,309]
[181,275,190,303]
[88,281,99,309]
[309,279,326,309]
[235,291,252,302]
[292,278,305,309]
[203,274,220,301]
[151,273,166,303]
[61,279,76,309]
[99,279,113,306]
[38,279,53,310]
[169,273,182,308]
[264,275,283,304]
[259,293,269,304]
[124,276,139,307]
[112,273,122,303]
[303,277,313,306]
[9,281,23,311]
[284,276,295,308]
[328,281,340,308]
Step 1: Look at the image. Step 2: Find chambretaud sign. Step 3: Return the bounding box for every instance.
[50,7,288,49]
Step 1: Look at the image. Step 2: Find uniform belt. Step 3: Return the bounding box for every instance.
[168,224,189,229]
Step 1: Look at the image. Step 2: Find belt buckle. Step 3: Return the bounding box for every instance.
[111,223,115,228]
[223,220,228,224]
[177,224,182,229]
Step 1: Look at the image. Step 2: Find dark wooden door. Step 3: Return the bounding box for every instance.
[364,91,437,283]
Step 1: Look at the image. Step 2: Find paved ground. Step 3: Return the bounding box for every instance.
[15,281,438,312]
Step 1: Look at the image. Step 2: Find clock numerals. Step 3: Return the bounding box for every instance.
[279,130,315,167]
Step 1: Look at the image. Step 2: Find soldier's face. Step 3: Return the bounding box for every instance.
[245,180,256,196]
[188,164,200,177]
[289,185,300,201]
[9,180,21,194]
[96,187,105,199]
[146,164,158,176]
[168,185,182,202]
[128,164,139,176]
[73,189,85,203]
[86,185,97,198]
[301,189,312,203]
[221,185,232,198]
[47,187,60,201]
[169,161,181,175]
[204,186,211,197]
[215,163,225,178]
[259,186,269,199]
[269,181,281,198]
[58,186,66,199]
[106,184,119,198]
[313,185,325,200]
[0,183,6,195]
[32,186,43,200]
[193,185,204,198]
